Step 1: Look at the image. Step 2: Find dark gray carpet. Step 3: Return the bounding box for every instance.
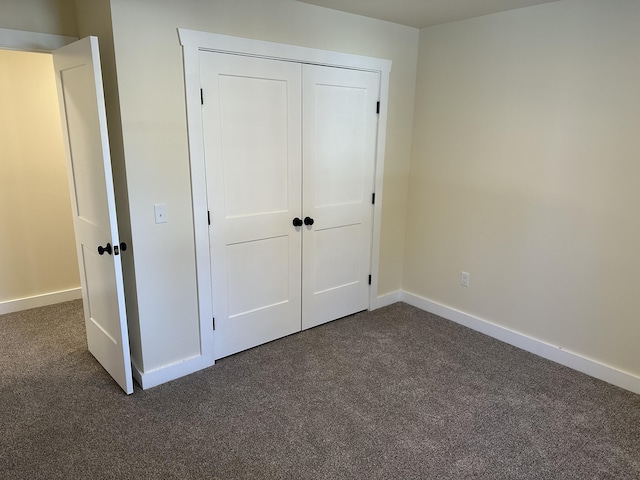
[1,300,639,479]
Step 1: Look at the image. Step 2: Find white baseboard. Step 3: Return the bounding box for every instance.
[371,290,403,310]
[400,291,640,396]
[132,353,215,390]
[0,287,82,315]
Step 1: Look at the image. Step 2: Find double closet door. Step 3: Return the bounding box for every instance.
[200,52,379,359]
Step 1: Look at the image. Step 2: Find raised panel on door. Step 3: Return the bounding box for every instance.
[199,51,302,359]
[302,65,379,330]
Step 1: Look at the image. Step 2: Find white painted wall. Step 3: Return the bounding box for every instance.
[405,0,640,379]
[0,50,79,306]
[108,0,419,372]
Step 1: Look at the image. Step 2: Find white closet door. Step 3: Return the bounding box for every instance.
[199,52,302,359]
[301,65,379,330]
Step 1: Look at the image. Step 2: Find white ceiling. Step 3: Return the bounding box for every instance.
[295,0,560,29]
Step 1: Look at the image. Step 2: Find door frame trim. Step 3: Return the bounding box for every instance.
[0,28,77,52]
[179,29,392,359]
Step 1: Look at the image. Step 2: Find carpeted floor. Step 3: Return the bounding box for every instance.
[1,300,639,479]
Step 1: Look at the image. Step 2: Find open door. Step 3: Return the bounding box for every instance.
[53,37,133,394]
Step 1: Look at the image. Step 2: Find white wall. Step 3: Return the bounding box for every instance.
[108,0,419,371]
[405,0,640,379]
[0,49,79,306]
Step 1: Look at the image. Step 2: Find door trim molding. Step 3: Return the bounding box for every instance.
[179,29,392,72]
[0,28,77,53]
[179,29,392,359]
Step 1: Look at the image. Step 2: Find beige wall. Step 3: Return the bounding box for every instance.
[0,49,79,303]
[0,0,77,36]
[108,0,418,370]
[405,0,640,377]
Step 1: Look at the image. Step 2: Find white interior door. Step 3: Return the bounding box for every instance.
[53,37,133,394]
[199,52,303,360]
[301,65,379,330]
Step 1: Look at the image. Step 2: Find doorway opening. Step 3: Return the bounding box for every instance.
[0,46,80,315]
[1,29,135,395]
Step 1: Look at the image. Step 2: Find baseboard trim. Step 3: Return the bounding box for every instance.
[132,353,215,390]
[0,287,82,315]
[371,290,403,310]
[400,291,640,396]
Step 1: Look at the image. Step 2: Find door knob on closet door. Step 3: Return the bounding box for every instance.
[304,216,314,226]
[292,217,303,227]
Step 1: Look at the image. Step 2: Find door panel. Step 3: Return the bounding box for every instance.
[218,74,290,218]
[60,65,110,225]
[302,65,379,330]
[53,37,133,394]
[313,84,368,207]
[226,236,290,317]
[81,244,121,343]
[200,52,302,360]
[313,225,362,293]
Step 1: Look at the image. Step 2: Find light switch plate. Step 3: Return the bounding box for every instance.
[154,203,168,224]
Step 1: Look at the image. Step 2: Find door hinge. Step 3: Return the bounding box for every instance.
[368,275,372,285]
[207,210,211,225]
[212,317,215,330]
[376,101,380,114]
[372,193,375,205]
[200,88,204,105]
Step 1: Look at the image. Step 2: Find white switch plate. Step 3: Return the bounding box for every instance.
[154,203,168,224]
[461,271,470,287]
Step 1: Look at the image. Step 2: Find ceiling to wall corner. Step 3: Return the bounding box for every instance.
[295,0,561,28]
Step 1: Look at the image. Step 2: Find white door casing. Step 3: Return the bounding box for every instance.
[200,52,303,359]
[53,37,133,394]
[301,65,379,330]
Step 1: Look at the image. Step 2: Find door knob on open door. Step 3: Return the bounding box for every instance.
[97,243,113,255]
[292,217,303,227]
[304,216,314,226]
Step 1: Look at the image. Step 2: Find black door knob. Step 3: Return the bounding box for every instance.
[304,216,314,226]
[292,217,303,227]
[98,243,112,255]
